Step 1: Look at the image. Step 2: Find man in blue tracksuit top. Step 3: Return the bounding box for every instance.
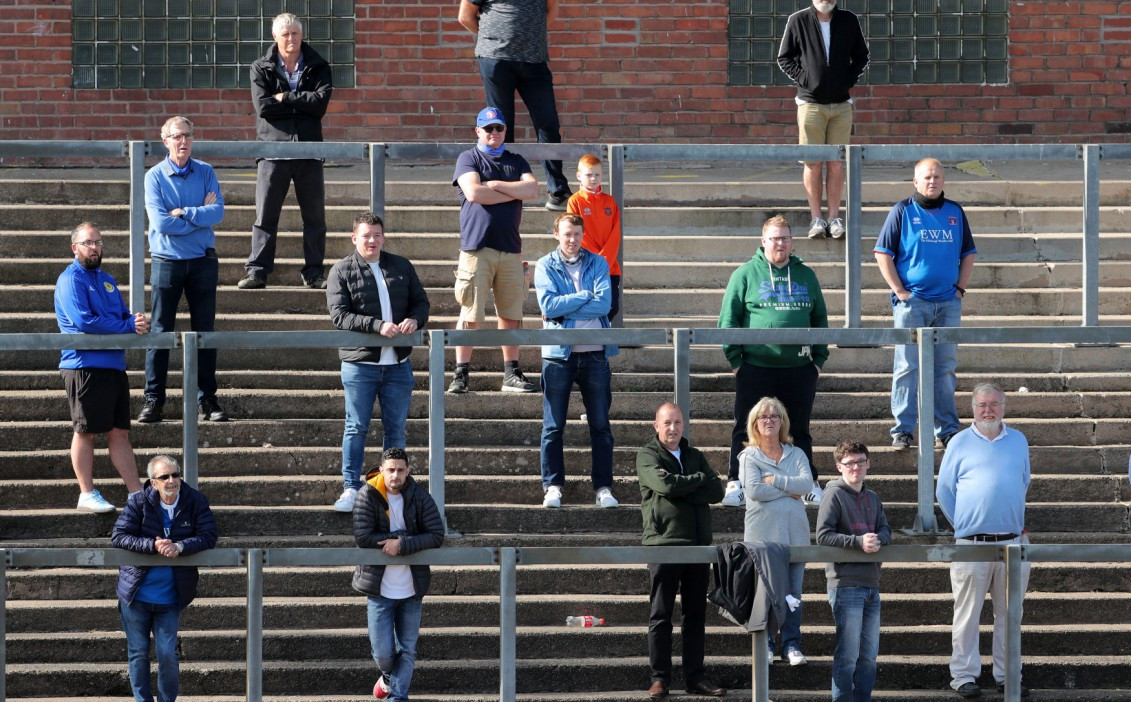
[534,213,619,509]
[55,221,148,513]
[935,383,1031,699]
[139,115,227,424]
[874,158,975,451]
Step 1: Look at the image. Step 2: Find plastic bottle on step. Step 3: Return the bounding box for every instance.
[565,615,605,627]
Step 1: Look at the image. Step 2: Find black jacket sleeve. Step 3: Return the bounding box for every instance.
[398,489,445,555]
[111,496,156,554]
[353,485,397,549]
[326,259,377,333]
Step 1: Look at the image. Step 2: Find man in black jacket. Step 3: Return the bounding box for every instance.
[777,1,868,240]
[112,455,218,702]
[353,448,445,701]
[239,12,333,290]
[327,212,429,513]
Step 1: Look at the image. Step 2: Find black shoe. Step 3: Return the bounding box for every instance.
[686,679,726,697]
[501,369,538,393]
[939,432,957,448]
[447,371,469,394]
[137,399,163,423]
[237,273,266,289]
[301,274,327,289]
[545,192,569,211]
[997,682,1030,698]
[199,397,228,422]
[955,682,981,698]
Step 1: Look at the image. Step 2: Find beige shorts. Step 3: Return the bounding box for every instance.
[798,101,853,162]
[453,247,527,325]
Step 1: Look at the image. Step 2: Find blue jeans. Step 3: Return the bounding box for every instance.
[890,294,962,440]
[341,360,414,490]
[539,352,613,490]
[827,586,881,702]
[476,57,570,197]
[772,562,805,657]
[367,595,423,702]
[118,598,182,702]
[145,254,218,404]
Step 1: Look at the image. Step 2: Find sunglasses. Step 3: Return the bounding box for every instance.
[480,124,506,133]
[153,472,181,482]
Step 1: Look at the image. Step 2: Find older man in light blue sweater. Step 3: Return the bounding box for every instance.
[936,382,1031,699]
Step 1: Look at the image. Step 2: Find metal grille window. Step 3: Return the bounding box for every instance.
[72,0,355,90]
[728,0,1009,87]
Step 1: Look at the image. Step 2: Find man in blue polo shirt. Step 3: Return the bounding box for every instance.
[139,115,227,424]
[874,158,975,450]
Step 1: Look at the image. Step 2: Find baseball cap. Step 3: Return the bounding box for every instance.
[476,107,506,128]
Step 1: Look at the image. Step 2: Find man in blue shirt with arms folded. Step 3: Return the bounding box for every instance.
[139,115,227,424]
[55,221,148,512]
[936,383,1031,699]
[874,158,975,451]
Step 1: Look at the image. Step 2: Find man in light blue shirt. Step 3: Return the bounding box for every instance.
[936,383,1031,699]
[139,115,227,424]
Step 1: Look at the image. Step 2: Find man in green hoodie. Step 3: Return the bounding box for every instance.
[718,214,829,508]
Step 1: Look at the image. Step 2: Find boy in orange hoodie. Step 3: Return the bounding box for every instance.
[567,154,622,321]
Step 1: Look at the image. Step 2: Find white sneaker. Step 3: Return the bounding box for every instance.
[76,489,116,513]
[333,487,358,513]
[803,484,825,506]
[543,484,563,508]
[595,487,619,509]
[786,648,808,666]
[721,480,744,507]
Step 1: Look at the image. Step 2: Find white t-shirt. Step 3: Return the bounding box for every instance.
[379,491,416,599]
[361,261,399,366]
[563,258,603,353]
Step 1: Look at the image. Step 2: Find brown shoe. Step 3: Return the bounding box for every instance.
[687,679,727,697]
[648,680,669,701]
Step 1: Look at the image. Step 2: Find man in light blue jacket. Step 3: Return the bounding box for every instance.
[534,213,619,509]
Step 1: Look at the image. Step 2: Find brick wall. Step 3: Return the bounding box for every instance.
[1,0,1128,143]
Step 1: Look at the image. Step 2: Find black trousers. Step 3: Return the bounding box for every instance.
[648,562,708,687]
[729,362,820,481]
[247,158,326,281]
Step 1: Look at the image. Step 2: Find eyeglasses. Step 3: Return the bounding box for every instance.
[756,414,781,422]
[76,240,104,248]
[765,236,792,244]
[975,402,1003,410]
[480,124,506,133]
[164,132,193,142]
[152,472,181,482]
[838,459,870,467]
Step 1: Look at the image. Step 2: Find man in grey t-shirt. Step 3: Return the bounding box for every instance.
[458,0,571,211]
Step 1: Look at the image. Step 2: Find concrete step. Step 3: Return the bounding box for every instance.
[0,500,1124,541]
[3,202,1131,234]
[2,473,1118,510]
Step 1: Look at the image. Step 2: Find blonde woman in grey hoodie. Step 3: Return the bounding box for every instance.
[740,395,814,666]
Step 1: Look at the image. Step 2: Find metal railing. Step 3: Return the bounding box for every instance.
[5,324,1131,537]
[9,541,1123,702]
[2,140,1121,326]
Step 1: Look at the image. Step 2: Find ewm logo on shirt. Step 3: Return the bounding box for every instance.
[918,228,955,243]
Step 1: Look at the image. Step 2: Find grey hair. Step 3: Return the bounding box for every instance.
[146,454,181,479]
[970,382,1005,410]
[160,115,193,139]
[273,13,303,33]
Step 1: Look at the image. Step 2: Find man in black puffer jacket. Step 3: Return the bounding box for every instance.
[112,455,218,702]
[327,212,429,514]
[353,448,445,701]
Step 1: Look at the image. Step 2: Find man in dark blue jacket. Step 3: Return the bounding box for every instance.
[55,221,147,513]
[352,448,445,701]
[112,455,218,702]
[777,0,868,240]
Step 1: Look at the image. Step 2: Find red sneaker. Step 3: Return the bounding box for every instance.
[373,675,390,699]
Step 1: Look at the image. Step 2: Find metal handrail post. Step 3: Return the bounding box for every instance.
[128,141,148,313]
[609,144,626,327]
[370,143,385,220]
[246,548,264,702]
[428,330,448,532]
[1004,543,1024,702]
[1,551,7,702]
[844,145,863,328]
[912,328,939,532]
[499,547,518,702]
[1081,144,1100,328]
[673,328,691,437]
[752,630,770,702]
[182,332,200,488]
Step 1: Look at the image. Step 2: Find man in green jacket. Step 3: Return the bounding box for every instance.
[637,402,726,701]
[718,214,829,508]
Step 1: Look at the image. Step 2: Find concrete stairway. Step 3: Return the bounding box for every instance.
[3,160,1131,700]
